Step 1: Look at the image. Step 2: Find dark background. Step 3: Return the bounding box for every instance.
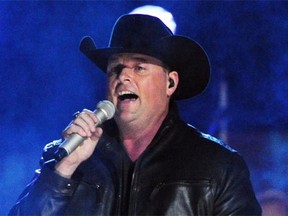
[1,1,287,214]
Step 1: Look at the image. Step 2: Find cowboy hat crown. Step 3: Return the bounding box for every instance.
[80,14,210,100]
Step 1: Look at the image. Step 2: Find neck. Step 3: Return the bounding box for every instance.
[118,111,168,161]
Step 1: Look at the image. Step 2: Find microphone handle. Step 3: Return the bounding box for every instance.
[54,134,85,161]
[54,108,107,161]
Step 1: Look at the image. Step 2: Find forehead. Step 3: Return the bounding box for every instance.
[108,53,164,66]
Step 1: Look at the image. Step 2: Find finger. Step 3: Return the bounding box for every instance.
[62,109,99,139]
[78,110,98,132]
[94,127,103,137]
[90,127,103,142]
[82,109,100,127]
[73,116,93,137]
[63,122,88,138]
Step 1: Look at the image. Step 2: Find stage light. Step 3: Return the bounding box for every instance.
[129,5,176,34]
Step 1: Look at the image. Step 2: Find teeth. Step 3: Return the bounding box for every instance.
[118,90,138,101]
[118,91,134,96]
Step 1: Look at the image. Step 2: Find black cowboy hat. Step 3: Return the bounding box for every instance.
[80,14,210,100]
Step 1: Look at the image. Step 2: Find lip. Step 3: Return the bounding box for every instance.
[113,83,139,107]
[116,85,138,99]
[116,95,138,113]
[116,90,138,110]
[118,90,136,97]
[117,94,139,103]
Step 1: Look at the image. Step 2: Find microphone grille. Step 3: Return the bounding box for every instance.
[96,100,115,120]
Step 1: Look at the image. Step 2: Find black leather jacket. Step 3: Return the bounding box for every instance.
[9,105,261,215]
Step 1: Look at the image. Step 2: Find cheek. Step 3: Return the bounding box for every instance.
[143,77,168,99]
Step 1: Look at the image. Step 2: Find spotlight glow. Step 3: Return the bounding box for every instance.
[129,5,177,34]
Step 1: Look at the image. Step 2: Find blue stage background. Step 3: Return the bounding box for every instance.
[1,1,287,214]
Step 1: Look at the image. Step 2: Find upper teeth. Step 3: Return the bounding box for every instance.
[119,91,134,96]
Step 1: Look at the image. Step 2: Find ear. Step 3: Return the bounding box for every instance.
[167,71,179,97]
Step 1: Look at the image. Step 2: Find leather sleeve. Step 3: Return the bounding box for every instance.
[213,153,262,215]
[9,140,79,215]
[8,167,79,215]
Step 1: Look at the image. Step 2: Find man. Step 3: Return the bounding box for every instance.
[9,14,261,215]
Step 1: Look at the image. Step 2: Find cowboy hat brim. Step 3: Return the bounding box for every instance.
[80,35,210,100]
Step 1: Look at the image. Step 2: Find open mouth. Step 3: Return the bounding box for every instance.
[118,91,139,101]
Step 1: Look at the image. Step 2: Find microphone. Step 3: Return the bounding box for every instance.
[54,100,115,161]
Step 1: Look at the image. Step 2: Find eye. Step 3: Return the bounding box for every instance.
[107,65,125,77]
[133,65,146,73]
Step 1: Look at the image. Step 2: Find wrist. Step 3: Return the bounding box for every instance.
[54,160,80,179]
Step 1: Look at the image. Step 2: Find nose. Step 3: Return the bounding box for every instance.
[118,66,133,83]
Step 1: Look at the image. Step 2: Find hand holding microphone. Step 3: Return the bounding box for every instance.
[53,100,115,177]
